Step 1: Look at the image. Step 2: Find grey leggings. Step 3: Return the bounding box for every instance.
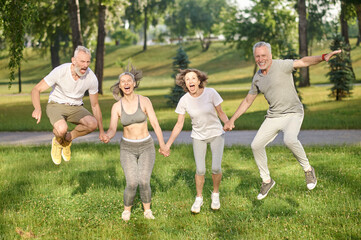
[192,134,225,175]
[120,137,155,206]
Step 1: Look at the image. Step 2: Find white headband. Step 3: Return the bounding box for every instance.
[119,72,135,81]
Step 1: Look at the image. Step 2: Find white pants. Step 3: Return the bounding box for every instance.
[251,113,311,182]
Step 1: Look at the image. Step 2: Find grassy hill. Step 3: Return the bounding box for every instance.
[0,40,360,131]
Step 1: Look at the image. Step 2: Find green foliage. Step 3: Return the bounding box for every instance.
[165,0,228,51]
[326,35,354,101]
[306,0,331,53]
[166,45,190,107]
[0,144,360,239]
[110,28,138,46]
[0,0,38,85]
[221,0,297,59]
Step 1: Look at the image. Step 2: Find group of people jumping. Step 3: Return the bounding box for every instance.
[31,43,341,221]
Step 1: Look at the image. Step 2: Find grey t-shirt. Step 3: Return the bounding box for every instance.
[249,59,303,118]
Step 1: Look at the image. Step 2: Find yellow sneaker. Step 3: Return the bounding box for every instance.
[51,137,62,165]
[61,140,72,162]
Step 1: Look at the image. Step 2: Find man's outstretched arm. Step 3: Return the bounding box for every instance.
[293,50,342,69]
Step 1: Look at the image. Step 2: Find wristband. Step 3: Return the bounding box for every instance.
[322,53,327,61]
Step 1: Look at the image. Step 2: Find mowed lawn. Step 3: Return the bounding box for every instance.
[0,144,360,239]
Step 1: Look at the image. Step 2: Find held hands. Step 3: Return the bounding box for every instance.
[100,133,110,143]
[223,120,235,132]
[32,109,42,124]
[159,145,170,157]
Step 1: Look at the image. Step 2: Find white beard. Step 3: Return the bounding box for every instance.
[75,67,87,77]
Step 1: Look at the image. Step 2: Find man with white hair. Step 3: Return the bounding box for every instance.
[224,41,341,200]
[31,45,106,165]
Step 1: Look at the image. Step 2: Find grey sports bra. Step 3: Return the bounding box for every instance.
[120,96,147,127]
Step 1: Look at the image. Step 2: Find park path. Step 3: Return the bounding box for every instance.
[0,130,360,146]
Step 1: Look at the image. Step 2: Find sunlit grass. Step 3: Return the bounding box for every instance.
[1,40,360,131]
[0,144,360,239]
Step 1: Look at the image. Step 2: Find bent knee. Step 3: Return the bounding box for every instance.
[126,182,138,190]
[54,122,68,136]
[212,168,222,175]
[251,141,264,151]
[284,137,299,147]
[196,169,206,176]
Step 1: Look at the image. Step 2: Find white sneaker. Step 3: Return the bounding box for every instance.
[122,210,131,221]
[144,209,155,220]
[191,196,203,213]
[211,192,220,210]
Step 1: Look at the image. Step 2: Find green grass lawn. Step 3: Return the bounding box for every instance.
[0,144,360,239]
[1,40,361,131]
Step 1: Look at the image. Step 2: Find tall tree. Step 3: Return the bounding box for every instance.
[125,0,171,51]
[95,0,106,94]
[69,0,83,51]
[166,45,190,107]
[31,0,71,69]
[298,0,310,87]
[221,0,297,73]
[327,34,353,101]
[165,0,228,51]
[0,0,37,91]
[356,4,361,46]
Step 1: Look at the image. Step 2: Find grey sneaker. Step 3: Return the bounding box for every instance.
[305,167,317,190]
[211,192,220,210]
[191,196,203,213]
[257,179,276,200]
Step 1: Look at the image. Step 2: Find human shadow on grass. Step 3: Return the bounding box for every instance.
[150,168,196,196]
[314,162,361,196]
[0,180,31,212]
[70,167,124,195]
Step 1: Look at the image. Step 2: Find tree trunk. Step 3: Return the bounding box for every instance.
[143,6,148,51]
[18,65,21,93]
[253,62,258,75]
[340,2,349,45]
[298,0,310,87]
[69,0,83,51]
[95,0,106,95]
[340,2,356,82]
[50,32,60,69]
[355,4,361,46]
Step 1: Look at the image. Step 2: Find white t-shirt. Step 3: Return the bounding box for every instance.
[175,87,224,140]
[44,63,98,106]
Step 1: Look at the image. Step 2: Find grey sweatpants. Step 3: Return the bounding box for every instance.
[192,134,225,175]
[120,137,155,206]
[251,113,311,182]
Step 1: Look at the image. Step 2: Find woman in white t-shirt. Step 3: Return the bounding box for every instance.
[161,69,229,213]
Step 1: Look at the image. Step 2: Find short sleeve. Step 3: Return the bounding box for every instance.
[44,65,62,87]
[211,88,223,106]
[87,70,99,95]
[88,77,99,95]
[280,59,294,73]
[248,76,259,95]
[175,95,187,115]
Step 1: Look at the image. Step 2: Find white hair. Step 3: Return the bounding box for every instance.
[253,42,272,56]
[73,46,91,58]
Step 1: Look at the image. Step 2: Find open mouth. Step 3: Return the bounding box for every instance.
[188,84,196,91]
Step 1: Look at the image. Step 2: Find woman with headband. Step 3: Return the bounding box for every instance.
[103,64,168,221]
